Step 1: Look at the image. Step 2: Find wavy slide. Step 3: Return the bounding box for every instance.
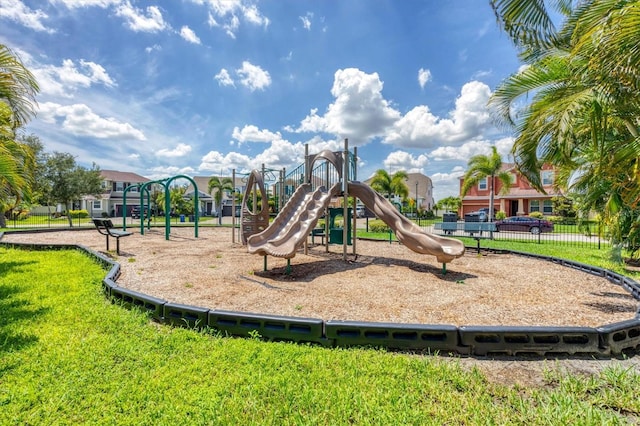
[348,181,465,263]
[247,183,341,259]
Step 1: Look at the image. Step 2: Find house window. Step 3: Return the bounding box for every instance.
[530,200,540,212]
[478,177,488,190]
[510,173,517,185]
[543,200,553,214]
[541,170,554,186]
[101,181,108,189]
[93,200,102,210]
[115,182,124,191]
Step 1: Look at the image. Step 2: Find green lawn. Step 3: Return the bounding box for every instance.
[1,246,639,424]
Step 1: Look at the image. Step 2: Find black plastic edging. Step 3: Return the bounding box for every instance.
[459,325,601,357]
[2,235,640,358]
[325,320,466,353]
[209,310,328,344]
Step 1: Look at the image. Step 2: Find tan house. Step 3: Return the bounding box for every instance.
[363,172,435,211]
[460,164,561,217]
[82,170,150,217]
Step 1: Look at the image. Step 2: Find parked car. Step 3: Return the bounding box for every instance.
[355,205,365,218]
[131,206,148,219]
[465,207,497,222]
[495,216,554,234]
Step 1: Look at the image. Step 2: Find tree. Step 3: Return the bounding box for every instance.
[370,169,409,204]
[461,147,511,221]
[490,0,640,250]
[0,44,39,128]
[435,196,462,214]
[42,152,103,227]
[208,176,233,225]
[0,103,37,228]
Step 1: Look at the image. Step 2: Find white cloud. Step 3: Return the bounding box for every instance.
[199,150,253,173]
[429,137,513,163]
[148,165,196,180]
[53,0,121,8]
[214,68,235,87]
[383,80,492,148]
[201,0,269,38]
[32,59,115,98]
[38,102,146,140]
[429,139,493,162]
[383,151,429,173]
[115,1,169,33]
[180,25,201,44]
[300,12,312,30]
[430,166,465,201]
[156,143,193,158]
[232,125,281,143]
[0,0,53,32]
[295,68,400,145]
[236,61,271,91]
[79,60,116,86]
[418,68,431,89]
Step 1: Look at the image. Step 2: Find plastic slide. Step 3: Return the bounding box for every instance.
[246,183,341,259]
[348,181,465,263]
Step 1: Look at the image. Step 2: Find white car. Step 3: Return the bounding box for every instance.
[355,206,365,218]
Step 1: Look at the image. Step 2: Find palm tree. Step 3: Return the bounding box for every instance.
[0,44,39,227]
[461,146,512,221]
[370,169,409,207]
[0,44,39,128]
[490,0,640,210]
[0,103,35,228]
[208,176,234,225]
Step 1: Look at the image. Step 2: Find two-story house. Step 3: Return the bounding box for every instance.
[83,170,151,217]
[460,164,561,217]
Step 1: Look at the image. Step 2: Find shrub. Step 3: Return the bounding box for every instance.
[369,220,390,233]
[495,211,507,220]
[529,211,544,219]
[69,209,89,218]
[10,209,29,220]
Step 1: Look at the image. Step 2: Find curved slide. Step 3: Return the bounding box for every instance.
[348,181,465,263]
[247,183,341,259]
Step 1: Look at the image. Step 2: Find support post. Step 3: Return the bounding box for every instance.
[342,138,348,261]
[232,169,236,244]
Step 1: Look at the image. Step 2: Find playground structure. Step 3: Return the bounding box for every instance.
[242,140,465,268]
[122,175,200,240]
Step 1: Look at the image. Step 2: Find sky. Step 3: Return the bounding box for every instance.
[0,0,523,201]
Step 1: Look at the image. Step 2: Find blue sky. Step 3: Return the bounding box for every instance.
[1,0,522,201]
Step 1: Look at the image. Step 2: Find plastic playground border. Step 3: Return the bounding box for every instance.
[1,232,640,358]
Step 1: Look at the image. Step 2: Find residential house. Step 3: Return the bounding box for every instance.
[185,176,248,217]
[363,172,435,212]
[460,164,561,217]
[82,170,150,217]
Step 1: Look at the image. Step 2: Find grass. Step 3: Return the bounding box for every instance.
[1,246,640,424]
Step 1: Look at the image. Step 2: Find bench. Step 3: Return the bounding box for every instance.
[310,228,326,245]
[434,221,497,252]
[92,218,133,255]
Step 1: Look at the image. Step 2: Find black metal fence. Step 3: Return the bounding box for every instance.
[430,219,605,249]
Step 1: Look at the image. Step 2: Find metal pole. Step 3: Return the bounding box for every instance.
[232,169,236,244]
[352,146,357,255]
[343,138,348,261]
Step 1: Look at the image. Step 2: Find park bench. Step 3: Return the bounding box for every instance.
[92,218,133,255]
[434,221,497,252]
[310,228,326,245]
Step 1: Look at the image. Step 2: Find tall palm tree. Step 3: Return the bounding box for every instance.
[0,44,39,128]
[490,0,640,208]
[370,169,409,206]
[461,146,512,221]
[208,176,234,225]
[0,103,35,228]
